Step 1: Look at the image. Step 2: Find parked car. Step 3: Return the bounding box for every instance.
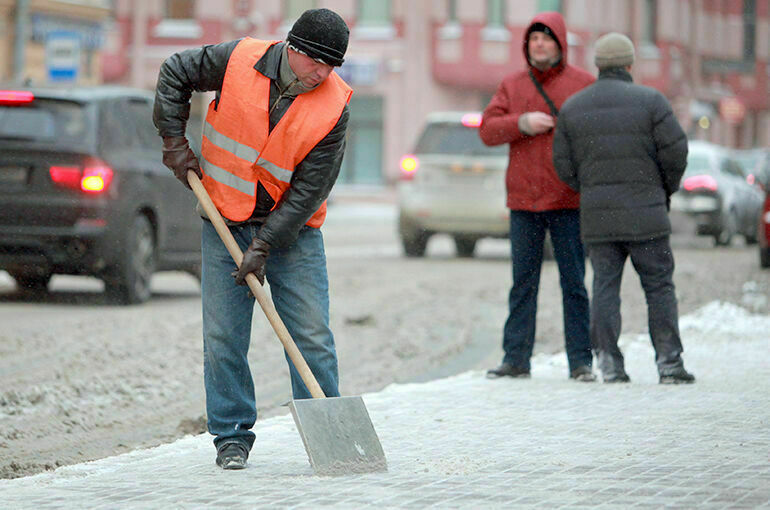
[0,86,201,303]
[733,147,770,190]
[396,112,509,257]
[670,141,764,246]
[397,112,519,258]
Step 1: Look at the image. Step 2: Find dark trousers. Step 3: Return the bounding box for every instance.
[502,209,591,372]
[587,236,684,377]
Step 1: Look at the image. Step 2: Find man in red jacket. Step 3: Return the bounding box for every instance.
[480,12,595,381]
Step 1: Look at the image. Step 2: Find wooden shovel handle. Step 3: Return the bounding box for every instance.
[187,171,326,399]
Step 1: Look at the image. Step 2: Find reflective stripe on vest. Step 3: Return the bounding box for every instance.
[201,120,294,193]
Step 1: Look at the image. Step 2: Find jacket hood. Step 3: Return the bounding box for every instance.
[522,11,568,70]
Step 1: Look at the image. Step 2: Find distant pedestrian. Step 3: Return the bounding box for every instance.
[552,32,695,384]
[153,8,352,468]
[480,12,596,382]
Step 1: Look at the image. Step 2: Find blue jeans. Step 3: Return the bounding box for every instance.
[502,209,591,372]
[201,220,339,449]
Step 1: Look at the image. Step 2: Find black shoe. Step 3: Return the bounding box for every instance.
[603,372,631,383]
[659,367,695,385]
[486,362,530,379]
[570,365,597,382]
[216,441,249,470]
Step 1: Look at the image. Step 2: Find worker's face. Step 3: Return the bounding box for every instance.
[528,31,560,68]
[287,49,334,88]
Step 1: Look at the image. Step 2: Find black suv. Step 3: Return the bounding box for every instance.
[0,86,201,304]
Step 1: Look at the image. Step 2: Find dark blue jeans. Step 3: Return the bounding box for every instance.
[587,236,684,377]
[201,220,339,450]
[502,209,591,372]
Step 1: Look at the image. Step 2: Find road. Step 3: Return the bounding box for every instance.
[1,200,768,479]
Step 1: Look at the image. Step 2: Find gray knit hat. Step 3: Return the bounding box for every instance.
[594,32,635,70]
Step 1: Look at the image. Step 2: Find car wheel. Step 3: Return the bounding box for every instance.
[714,210,737,246]
[105,214,155,304]
[454,236,477,258]
[399,215,429,257]
[402,231,429,257]
[761,248,770,268]
[10,270,52,293]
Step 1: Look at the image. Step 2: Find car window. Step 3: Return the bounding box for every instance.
[414,122,507,156]
[0,99,91,147]
[99,99,138,152]
[722,159,744,178]
[684,152,715,176]
[125,98,162,152]
[733,151,759,174]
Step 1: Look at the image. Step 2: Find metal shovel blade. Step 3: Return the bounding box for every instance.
[289,396,387,476]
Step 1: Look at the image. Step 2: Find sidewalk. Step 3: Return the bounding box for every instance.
[1,301,769,509]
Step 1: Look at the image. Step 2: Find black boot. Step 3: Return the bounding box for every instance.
[659,367,695,385]
[603,372,630,383]
[216,441,249,469]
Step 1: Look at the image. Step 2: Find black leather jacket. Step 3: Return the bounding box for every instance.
[153,39,349,248]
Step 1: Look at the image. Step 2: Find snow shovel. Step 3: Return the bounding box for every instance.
[187,171,387,476]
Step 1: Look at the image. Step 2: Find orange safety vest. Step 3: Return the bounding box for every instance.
[200,38,352,226]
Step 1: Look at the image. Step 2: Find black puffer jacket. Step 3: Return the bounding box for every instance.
[552,68,687,243]
[153,40,349,249]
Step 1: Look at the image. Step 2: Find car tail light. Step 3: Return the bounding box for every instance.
[683,175,718,192]
[0,90,34,105]
[400,155,419,180]
[49,166,82,189]
[461,113,482,128]
[50,161,114,193]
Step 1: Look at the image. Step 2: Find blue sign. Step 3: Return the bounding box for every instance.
[33,14,104,50]
[46,31,81,83]
[336,59,380,86]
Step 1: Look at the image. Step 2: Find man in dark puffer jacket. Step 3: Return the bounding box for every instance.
[553,32,695,385]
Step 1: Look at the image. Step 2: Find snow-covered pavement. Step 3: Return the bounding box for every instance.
[1,301,768,509]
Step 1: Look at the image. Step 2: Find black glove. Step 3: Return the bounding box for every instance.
[162,136,202,189]
[233,238,270,286]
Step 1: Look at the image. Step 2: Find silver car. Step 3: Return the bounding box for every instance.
[396,112,509,257]
[670,141,764,245]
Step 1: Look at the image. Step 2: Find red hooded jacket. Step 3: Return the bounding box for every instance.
[480,12,594,212]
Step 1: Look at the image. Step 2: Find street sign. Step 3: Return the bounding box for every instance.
[46,31,80,83]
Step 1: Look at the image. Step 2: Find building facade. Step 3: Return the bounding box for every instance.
[8,0,767,185]
[1,0,110,85]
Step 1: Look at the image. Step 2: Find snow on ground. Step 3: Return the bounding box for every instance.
[7,299,768,484]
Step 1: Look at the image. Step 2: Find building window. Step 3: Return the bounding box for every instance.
[643,0,657,44]
[486,0,505,28]
[448,0,458,22]
[743,0,756,60]
[284,0,316,22]
[358,0,391,27]
[165,0,195,19]
[155,0,202,38]
[537,0,562,12]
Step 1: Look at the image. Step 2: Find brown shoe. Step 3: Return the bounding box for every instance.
[486,362,530,379]
[570,365,597,382]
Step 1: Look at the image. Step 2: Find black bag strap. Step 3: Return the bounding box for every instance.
[528,69,558,117]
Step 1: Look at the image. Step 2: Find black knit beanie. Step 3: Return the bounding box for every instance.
[286,8,349,67]
[527,22,560,49]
